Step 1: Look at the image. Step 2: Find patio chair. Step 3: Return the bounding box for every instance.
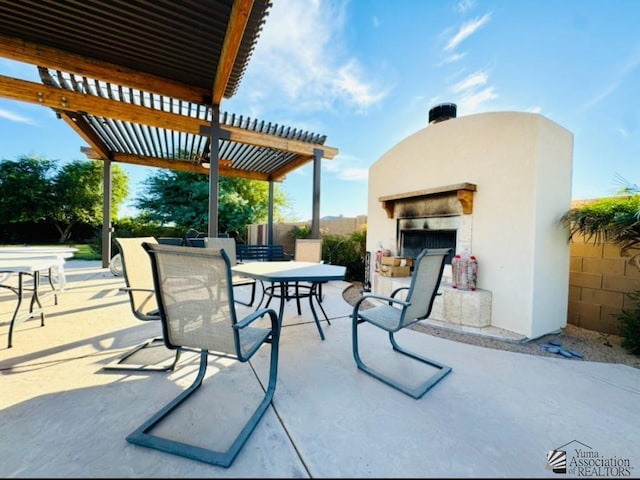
[263,238,325,313]
[293,238,325,309]
[157,237,185,246]
[185,238,205,247]
[103,237,181,372]
[204,237,257,306]
[352,248,453,399]
[126,243,280,468]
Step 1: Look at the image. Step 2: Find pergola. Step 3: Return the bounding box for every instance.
[0,0,338,266]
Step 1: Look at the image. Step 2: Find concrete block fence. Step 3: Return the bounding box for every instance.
[568,233,640,334]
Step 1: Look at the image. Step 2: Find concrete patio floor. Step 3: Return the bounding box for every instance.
[1,260,638,478]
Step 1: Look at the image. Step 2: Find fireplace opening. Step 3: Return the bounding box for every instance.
[400,229,456,265]
[397,216,459,265]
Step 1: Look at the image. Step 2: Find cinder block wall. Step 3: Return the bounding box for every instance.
[568,233,640,334]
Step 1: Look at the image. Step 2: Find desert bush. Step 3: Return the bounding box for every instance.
[616,290,640,356]
[322,231,366,282]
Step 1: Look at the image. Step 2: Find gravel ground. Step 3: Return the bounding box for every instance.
[343,282,640,370]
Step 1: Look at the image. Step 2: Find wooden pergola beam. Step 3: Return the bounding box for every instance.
[0,74,196,131]
[0,75,337,160]
[223,124,339,159]
[271,154,314,180]
[82,148,273,181]
[213,0,253,104]
[0,33,209,104]
[59,112,112,160]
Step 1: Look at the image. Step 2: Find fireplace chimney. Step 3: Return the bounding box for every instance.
[429,103,457,124]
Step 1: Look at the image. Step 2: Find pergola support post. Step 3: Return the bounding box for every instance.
[102,158,112,268]
[311,148,322,239]
[207,104,220,238]
[268,180,274,245]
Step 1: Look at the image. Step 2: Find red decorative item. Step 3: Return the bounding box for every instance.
[375,248,383,273]
[452,251,477,291]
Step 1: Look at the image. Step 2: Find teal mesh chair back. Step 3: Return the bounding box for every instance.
[204,237,238,265]
[146,243,267,360]
[294,239,322,262]
[115,236,159,321]
[203,236,257,307]
[401,248,450,327]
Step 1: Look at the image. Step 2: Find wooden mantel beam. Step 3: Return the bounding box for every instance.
[379,183,477,219]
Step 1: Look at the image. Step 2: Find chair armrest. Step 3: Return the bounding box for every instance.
[234,307,278,331]
[390,286,409,298]
[353,293,410,312]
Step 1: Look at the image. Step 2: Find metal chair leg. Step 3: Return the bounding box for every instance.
[352,316,451,399]
[103,337,181,372]
[234,281,256,307]
[127,335,279,467]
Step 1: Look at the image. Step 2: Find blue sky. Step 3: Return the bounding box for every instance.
[1,0,639,221]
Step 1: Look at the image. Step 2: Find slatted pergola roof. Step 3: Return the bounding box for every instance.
[0,0,337,182]
[36,67,333,181]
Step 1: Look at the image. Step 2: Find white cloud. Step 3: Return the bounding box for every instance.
[438,52,467,66]
[444,13,492,52]
[527,106,542,114]
[241,0,389,113]
[0,108,33,124]
[337,167,369,181]
[446,66,497,114]
[456,0,476,14]
[372,16,380,27]
[583,47,640,110]
[456,87,498,113]
[324,154,369,182]
[617,127,629,138]
[583,80,621,111]
[451,71,488,93]
[334,60,388,110]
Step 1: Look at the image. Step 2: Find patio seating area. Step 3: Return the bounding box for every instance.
[1,260,639,477]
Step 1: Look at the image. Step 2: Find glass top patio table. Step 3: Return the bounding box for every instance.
[231,261,346,340]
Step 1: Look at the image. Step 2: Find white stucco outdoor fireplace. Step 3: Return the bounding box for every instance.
[366,106,574,340]
[376,182,493,331]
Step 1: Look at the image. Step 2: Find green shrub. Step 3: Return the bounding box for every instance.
[70,244,102,260]
[322,231,366,282]
[561,195,640,258]
[616,290,640,356]
[288,225,312,239]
